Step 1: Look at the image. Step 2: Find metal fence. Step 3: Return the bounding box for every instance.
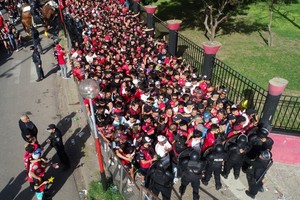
[98,130,161,200]
[137,3,300,134]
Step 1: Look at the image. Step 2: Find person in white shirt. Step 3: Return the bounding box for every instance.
[155,135,172,158]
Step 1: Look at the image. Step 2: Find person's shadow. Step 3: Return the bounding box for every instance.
[0,171,34,200]
[43,124,91,199]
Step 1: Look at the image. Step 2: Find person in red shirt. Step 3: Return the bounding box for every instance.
[138,136,157,185]
[72,62,84,84]
[55,44,69,79]
[202,124,220,152]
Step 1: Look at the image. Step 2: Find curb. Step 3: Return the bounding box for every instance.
[56,34,100,199]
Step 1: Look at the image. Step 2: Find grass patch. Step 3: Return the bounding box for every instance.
[88,181,122,200]
[153,0,300,93]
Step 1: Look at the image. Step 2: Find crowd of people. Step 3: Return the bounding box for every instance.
[61,0,275,199]
[1,0,274,199]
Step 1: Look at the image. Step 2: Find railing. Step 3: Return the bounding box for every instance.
[212,58,268,119]
[98,130,161,200]
[273,95,300,133]
[137,3,300,134]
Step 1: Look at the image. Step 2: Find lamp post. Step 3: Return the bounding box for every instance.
[78,79,107,190]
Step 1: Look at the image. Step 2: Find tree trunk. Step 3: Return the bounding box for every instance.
[210,26,216,41]
[268,3,274,46]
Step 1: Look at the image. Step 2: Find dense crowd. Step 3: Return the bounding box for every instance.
[61,0,274,199]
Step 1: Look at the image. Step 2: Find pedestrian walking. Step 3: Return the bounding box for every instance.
[46,124,70,170]
[19,114,38,142]
[179,151,206,200]
[30,46,44,82]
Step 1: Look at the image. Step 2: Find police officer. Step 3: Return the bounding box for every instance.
[247,125,274,159]
[179,151,205,200]
[30,45,44,82]
[46,124,70,170]
[30,0,44,25]
[147,159,174,200]
[30,25,43,53]
[245,150,273,199]
[222,134,248,179]
[202,144,227,190]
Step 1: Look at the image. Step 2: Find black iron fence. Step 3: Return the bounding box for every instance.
[138,3,300,134]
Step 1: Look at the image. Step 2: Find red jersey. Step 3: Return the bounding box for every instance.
[57,50,66,65]
[139,146,153,168]
[202,132,215,152]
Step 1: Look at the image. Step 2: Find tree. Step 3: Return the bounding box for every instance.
[202,0,244,41]
[267,0,275,46]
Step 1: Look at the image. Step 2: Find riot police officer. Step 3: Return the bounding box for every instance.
[179,151,205,200]
[245,150,273,199]
[147,159,174,200]
[202,144,227,190]
[222,134,248,179]
[247,125,274,159]
[46,124,70,170]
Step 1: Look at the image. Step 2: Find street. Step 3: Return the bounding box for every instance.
[0,30,80,200]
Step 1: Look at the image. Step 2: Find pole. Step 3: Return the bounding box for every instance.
[168,30,178,56]
[89,98,107,190]
[58,0,67,37]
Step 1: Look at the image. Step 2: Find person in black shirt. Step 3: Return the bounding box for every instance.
[30,46,44,82]
[19,114,38,142]
[46,124,70,171]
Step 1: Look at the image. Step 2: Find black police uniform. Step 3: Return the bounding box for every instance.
[179,151,205,200]
[49,128,70,169]
[245,151,272,199]
[30,26,43,53]
[31,47,44,81]
[148,162,174,200]
[247,133,274,159]
[202,144,227,190]
[222,142,246,179]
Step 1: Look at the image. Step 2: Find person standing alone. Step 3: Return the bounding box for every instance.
[55,42,69,79]
[46,124,70,170]
[31,46,44,82]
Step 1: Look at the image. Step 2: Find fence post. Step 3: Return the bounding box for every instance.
[144,5,157,36]
[260,77,288,126]
[132,0,140,14]
[202,41,221,79]
[167,20,182,57]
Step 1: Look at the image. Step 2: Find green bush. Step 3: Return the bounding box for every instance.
[88,181,122,200]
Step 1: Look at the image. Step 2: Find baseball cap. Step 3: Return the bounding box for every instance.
[157,135,167,142]
[142,136,153,144]
[47,124,56,130]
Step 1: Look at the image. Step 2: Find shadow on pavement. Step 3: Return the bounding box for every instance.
[0,170,34,200]
[45,124,91,199]
[41,112,76,158]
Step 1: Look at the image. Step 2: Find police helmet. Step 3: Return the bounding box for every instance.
[189,151,200,161]
[215,144,224,153]
[257,127,270,138]
[237,134,248,144]
[260,150,272,160]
